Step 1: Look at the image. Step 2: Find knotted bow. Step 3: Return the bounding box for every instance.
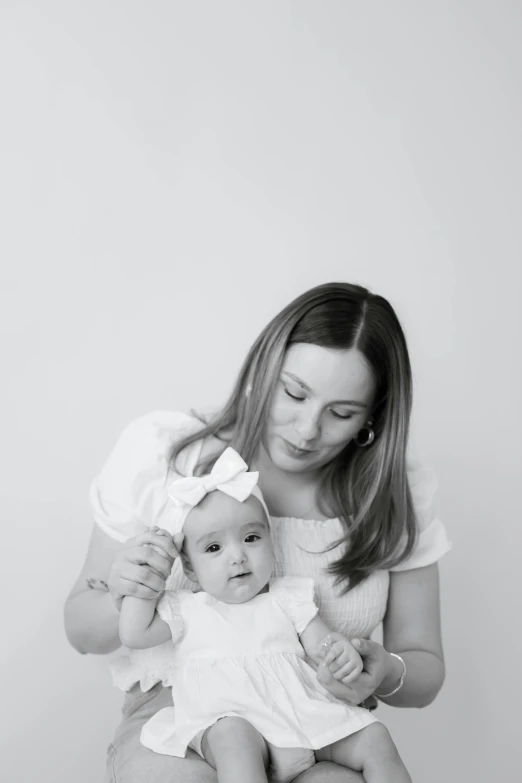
[168,447,260,517]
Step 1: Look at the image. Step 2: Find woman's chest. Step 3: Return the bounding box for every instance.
[270,518,390,639]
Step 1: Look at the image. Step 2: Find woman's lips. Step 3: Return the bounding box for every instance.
[280,437,316,457]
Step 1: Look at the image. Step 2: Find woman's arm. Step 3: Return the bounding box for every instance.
[64,526,122,654]
[314,563,445,708]
[119,596,172,649]
[379,562,445,707]
[63,524,175,655]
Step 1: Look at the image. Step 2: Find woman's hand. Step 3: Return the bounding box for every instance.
[317,638,392,705]
[108,527,180,610]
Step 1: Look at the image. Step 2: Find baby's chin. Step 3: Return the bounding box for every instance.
[201,577,271,604]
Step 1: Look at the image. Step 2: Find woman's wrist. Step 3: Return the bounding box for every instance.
[376,650,406,696]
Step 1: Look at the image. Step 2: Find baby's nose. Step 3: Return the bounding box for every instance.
[229,546,247,564]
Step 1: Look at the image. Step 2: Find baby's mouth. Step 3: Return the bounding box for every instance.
[230,572,251,580]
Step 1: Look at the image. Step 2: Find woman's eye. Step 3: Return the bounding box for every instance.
[284,387,306,402]
[245,534,261,543]
[206,544,221,553]
[330,411,354,420]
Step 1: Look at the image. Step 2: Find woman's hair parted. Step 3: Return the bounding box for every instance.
[170,282,418,591]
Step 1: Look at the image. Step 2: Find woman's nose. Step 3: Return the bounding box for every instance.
[294,409,321,443]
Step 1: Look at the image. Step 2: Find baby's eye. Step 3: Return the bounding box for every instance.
[245,534,261,543]
[284,387,306,402]
[205,544,221,554]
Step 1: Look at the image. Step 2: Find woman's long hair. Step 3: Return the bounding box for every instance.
[170,282,417,591]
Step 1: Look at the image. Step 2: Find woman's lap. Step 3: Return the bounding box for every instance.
[107,733,217,783]
[106,683,359,783]
[107,683,216,783]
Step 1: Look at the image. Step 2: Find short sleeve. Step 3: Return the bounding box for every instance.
[156,590,186,643]
[270,577,318,634]
[390,459,452,572]
[89,410,203,542]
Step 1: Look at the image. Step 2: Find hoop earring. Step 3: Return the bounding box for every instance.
[355,421,374,447]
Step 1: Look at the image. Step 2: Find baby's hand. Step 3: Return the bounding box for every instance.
[147,527,183,557]
[320,633,363,684]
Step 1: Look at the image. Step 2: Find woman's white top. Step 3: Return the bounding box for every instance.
[140,578,376,756]
[89,410,451,692]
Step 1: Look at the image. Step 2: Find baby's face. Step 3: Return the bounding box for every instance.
[182,492,273,604]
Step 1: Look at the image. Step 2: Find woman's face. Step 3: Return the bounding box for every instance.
[264,343,376,475]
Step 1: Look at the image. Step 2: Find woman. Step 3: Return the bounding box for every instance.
[64,282,449,782]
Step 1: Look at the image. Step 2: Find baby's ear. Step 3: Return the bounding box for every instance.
[179,550,198,583]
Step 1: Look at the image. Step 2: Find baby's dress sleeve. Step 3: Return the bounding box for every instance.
[390,459,452,571]
[270,577,318,634]
[89,410,200,541]
[156,591,187,645]
[111,591,189,693]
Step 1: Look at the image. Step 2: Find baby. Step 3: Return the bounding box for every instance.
[119,448,411,783]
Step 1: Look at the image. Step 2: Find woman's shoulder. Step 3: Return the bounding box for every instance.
[89,410,205,541]
[116,409,204,450]
[94,409,205,488]
[406,455,439,532]
[390,454,451,571]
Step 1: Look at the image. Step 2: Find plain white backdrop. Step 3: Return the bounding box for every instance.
[1,2,521,781]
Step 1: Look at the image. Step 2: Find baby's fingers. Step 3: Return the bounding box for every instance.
[134,529,177,557]
[323,640,347,665]
[328,647,363,676]
[126,542,174,579]
[334,659,364,683]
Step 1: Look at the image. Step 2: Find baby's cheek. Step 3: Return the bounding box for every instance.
[191,556,207,578]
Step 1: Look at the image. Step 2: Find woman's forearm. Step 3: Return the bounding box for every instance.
[64,589,121,655]
[379,649,445,708]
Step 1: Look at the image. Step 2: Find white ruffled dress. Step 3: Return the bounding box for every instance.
[140,578,377,756]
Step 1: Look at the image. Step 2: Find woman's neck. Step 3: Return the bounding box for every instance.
[253,446,330,520]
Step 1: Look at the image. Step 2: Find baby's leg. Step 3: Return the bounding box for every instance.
[316,723,412,783]
[200,716,269,783]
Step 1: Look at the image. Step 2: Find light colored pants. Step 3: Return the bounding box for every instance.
[105,682,362,783]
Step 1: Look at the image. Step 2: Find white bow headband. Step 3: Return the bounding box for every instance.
[167,447,270,536]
